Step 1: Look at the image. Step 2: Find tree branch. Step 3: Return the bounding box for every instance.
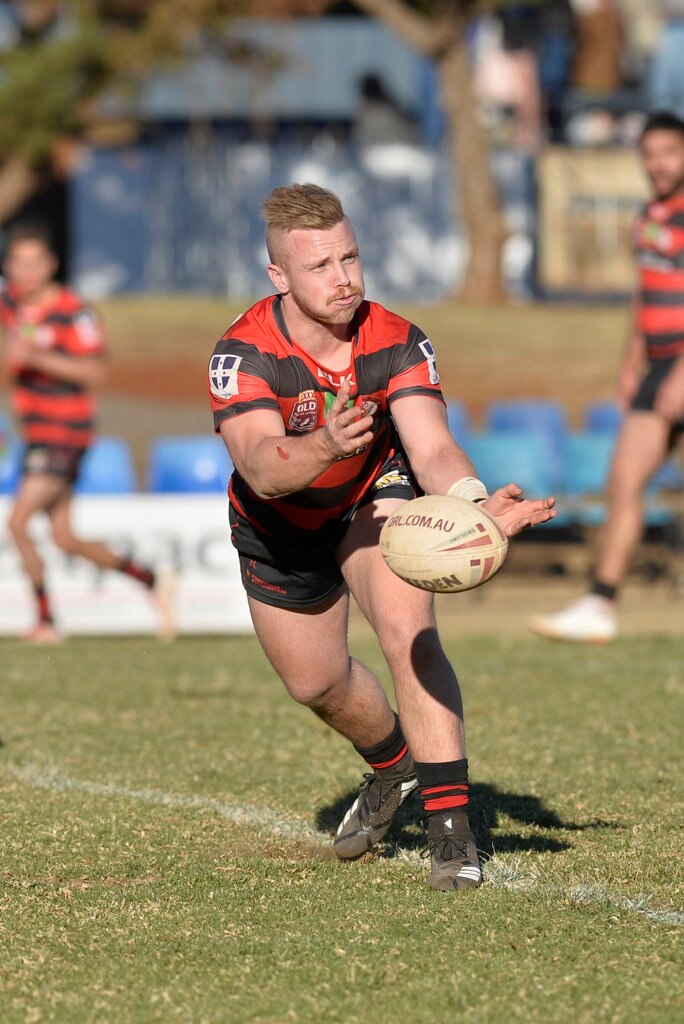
[349,0,446,57]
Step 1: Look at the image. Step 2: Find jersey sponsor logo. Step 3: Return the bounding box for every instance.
[209,353,242,398]
[288,390,319,432]
[373,469,410,490]
[419,339,440,384]
[317,368,355,388]
[73,310,101,348]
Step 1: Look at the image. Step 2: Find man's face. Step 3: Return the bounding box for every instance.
[269,218,365,327]
[4,239,57,300]
[640,129,684,200]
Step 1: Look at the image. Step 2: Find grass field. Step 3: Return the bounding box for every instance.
[1,627,682,1024]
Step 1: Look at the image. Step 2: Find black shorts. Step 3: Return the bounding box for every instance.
[21,444,87,485]
[234,447,418,609]
[632,359,684,432]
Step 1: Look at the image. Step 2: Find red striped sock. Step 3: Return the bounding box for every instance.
[118,558,154,589]
[415,758,469,816]
[33,584,53,624]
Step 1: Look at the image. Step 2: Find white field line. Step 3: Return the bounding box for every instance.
[6,761,683,927]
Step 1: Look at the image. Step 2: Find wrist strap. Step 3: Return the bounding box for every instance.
[447,477,489,503]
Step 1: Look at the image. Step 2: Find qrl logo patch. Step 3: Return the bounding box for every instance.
[419,339,440,385]
[289,390,319,432]
[209,353,242,398]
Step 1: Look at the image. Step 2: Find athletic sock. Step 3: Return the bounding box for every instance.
[415,758,470,823]
[354,713,412,775]
[590,578,617,601]
[33,583,54,624]
[117,558,155,589]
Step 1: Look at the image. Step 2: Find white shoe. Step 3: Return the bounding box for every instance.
[529,594,617,643]
[153,568,177,641]
[24,622,62,645]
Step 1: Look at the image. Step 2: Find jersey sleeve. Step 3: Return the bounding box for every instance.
[64,305,106,356]
[209,336,281,432]
[386,324,445,405]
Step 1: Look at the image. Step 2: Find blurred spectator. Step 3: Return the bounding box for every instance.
[572,0,624,94]
[564,0,625,145]
[537,0,576,141]
[648,2,684,119]
[353,73,418,149]
[475,2,575,149]
[497,4,543,152]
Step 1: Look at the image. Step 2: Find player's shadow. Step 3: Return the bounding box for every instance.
[316,782,618,856]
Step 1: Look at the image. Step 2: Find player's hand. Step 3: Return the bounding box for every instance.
[5,337,36,371]
[321,379,374,457]
[482,483,556,537]
[616,365,641,413]
[654,357,684,422]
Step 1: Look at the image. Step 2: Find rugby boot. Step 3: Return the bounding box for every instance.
[425,811,483,890]
[334,752,418,859]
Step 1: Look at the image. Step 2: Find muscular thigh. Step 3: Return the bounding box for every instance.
[247,589,352,703]
[608,412,672,493]
[337,498,436,651]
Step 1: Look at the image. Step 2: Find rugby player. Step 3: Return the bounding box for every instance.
[531,111,684,643]
[1,223,174,642]
[209,183,555,890]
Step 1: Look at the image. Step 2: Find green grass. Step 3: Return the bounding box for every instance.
[1,632,682,1023]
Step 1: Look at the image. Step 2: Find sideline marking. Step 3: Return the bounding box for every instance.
[6,761,683,926]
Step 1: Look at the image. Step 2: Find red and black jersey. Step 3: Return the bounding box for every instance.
[634,194,684,360]
[209,295,444,547]
[0,285,105,449]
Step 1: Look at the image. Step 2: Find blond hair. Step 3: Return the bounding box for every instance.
[262,183,346,262]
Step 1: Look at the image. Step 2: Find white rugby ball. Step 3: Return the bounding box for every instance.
[379,494,508,593]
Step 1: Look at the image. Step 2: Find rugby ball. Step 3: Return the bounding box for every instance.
[379,494,508,593]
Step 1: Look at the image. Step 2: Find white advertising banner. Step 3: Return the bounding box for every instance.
[0,495,253,636]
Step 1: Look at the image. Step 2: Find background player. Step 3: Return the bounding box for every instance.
[209,183,555,890]
[1,222,174,642]
[531,111,684,643]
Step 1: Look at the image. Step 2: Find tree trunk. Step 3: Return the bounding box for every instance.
[438,29,508,303]
[0,156,41,226]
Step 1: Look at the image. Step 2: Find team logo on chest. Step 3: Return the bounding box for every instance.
[289,389,319,432]
[209,353,242,398]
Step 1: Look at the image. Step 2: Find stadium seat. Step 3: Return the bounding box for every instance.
[445,400,472,447]
[0,442,22,494]
[564,430,676,528]
[147,435,233,493]
[483,400,568,488]
[467,430,556,497]
[74,437,137,494]
[583,401,623,433]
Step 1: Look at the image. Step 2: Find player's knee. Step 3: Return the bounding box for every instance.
[7,512,28,541]
[287,674,347,711]
[52,529,79,555]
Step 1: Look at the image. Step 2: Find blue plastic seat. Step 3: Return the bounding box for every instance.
[0,441,22,494]
[583,401,623,433]
[466,430,556,496]
[445,400,472,447]
[147,435,233,493]
[564,430,676,528]
[75,437,137,494]
[483,400,568,489]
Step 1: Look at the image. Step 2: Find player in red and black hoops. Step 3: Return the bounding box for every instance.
[209,183,555,890]
[532,111,684,643]
[1,223,175,642]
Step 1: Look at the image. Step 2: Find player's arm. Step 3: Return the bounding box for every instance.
[617,301,647,412]
[219,379,373,499]
[8,343,107,387]
[391,394,555,536]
